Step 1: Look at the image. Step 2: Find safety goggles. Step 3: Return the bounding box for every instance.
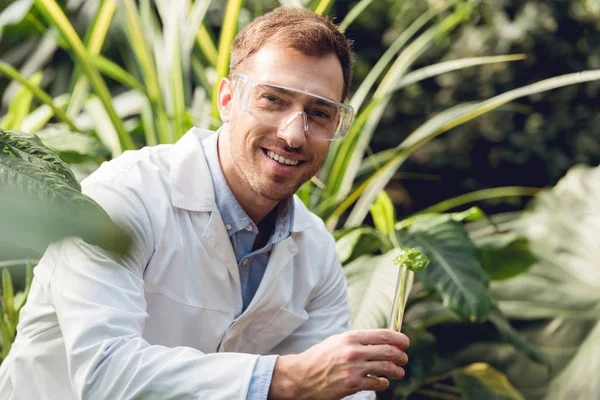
[232,74,354,141]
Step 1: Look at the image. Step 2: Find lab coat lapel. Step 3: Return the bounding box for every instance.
[202,208,241,297]
[169,128,241,301]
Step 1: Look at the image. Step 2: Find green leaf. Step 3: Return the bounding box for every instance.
[398,214,493,323]
[0,62,79,132]
[118,0,172,143]
[66,0,116,117]
[335,227,389,265]
[212,0,243,120]
[35,125,110,163]
[2,268,16,328]
[344,68,600,228]
[488,307,549,367]
[477,233,536,281]
[0,0,34,42]
[338,0,375,33]
[16,261,34,312]
[394,54,527,91]
[35,0,135,151]
[313,0,334,15]
[369,191,396,236]
[345,249,411,330]
[0,72,42,131]
[0,129,132,255]
[420,187,541,214]
[393,326,437,398]
[452,363,525,400]
[544,319,600,400]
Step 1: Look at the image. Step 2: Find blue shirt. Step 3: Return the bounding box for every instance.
[202,132,294,400]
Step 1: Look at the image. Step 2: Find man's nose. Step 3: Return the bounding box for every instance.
[277,111,308,148]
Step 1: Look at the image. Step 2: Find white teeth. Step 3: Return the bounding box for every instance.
[267,150,299,166]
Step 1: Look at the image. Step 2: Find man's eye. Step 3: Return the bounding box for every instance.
[309,109,331,120]
[262,94,282,104]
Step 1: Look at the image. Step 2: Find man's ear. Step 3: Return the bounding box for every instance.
[217,77,234,123]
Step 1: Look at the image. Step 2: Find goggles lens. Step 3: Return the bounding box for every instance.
[233,74,354,140]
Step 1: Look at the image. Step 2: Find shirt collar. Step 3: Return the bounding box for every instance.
[201,131,295,241]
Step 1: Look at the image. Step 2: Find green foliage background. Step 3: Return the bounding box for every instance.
[1,1,599,399]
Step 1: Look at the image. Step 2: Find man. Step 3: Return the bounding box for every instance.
[0,7,409,400]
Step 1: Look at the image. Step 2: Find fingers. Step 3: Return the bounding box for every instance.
[363,361,406,380]
[363,344,409,365]
[359,375,390,392]
[346,329,410,350]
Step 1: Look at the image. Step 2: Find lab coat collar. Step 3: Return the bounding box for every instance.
[169,127,313,233]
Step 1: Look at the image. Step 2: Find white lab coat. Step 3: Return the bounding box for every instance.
[0,128,374,400]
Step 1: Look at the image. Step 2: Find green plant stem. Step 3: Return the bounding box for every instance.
[389,264,409,332]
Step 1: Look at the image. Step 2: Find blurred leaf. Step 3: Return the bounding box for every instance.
[195,23,217,68]
[452,363,525,400]
[313,0,334,15]
[0,129,131,256]
[212,0,243,120]
[118,0,172,143]
[488,307,549,367]
[34,0,135,150]
[420,187,541,214]
[345,249,411,330]
[0,61,79,132]
[370,191,395,236]
[398,214,493,323]
[544,319,600,400]
[394,54,527,91]
[344,69,600,228]
[477,233,536,281]
[1,71,41,131]
[0,0,34,42]
[338,0,375,33]
[336,227,389,265]
[67,0,116,118]
[2,268,16,328]
[405,301,461,329]
[16,261,34,312]
[35,125,110,163]
[393,326,437,398]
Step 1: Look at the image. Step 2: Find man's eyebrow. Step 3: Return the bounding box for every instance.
[259,84,337,108]
[258,84,297,97]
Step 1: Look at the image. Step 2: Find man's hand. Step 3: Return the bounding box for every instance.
[268,329,409,400]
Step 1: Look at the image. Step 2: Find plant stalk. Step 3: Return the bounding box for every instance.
[389,263,409,332]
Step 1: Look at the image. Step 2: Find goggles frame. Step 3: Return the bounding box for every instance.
[232,73,354,141]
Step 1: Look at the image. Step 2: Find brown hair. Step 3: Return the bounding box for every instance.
[229,7,354,101]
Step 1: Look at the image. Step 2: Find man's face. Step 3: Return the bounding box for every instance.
[218,43,345,202]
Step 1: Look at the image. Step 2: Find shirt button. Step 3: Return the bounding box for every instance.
[245,224,253,231]
[225,224,232,230]
[242,258,249,266]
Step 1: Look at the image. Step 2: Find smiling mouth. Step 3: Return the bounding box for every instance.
[263,148,303,166]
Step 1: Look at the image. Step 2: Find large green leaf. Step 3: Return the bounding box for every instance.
[0,129,131,257]
[335,227,389,265]
[345,249,412,330]
[35,125,110,164]
[477,233,537,281]
[433,318,595,400]
[545,319,600,400]
[452,363,525,400]
[398,214,493,323]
